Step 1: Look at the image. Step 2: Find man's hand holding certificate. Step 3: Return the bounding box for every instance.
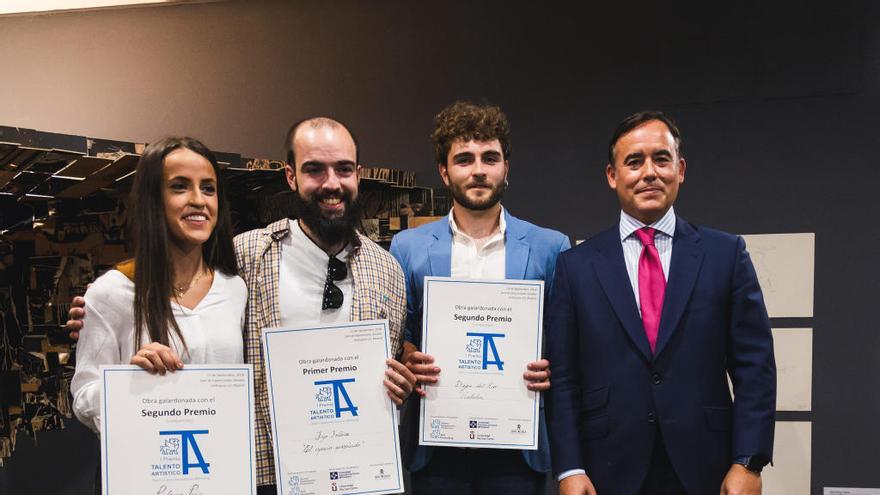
[418,277,544,449]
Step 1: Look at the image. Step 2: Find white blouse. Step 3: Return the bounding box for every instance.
[71,269,247,432]
[278,219,353,326]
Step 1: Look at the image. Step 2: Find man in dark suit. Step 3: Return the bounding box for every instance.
[546,111,776,495]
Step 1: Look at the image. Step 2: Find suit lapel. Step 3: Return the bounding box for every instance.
[427,221,452,277]
[654,217,704,358]
[505,212,530,280]
[429,209,529,279]
[593,231,653,362]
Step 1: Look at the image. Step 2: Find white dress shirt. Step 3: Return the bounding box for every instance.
[557,206,676,483]
[619,206,675,312]
[448,206,506,449]
[72,269,247,433]
[449,207,506,279]
[278,219,353,327]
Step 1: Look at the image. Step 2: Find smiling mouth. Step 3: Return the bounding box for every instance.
[182,214,208,222]
[319,197,343,208]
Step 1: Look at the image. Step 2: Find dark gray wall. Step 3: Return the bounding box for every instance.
[1,1,878,493]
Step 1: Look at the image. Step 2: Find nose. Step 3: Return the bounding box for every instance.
[472,158,488,178]
[189,188,207,208]
[642,158,658,181]
[322,167,343,191]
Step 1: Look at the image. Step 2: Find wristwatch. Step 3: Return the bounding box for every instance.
[735,455,769,474]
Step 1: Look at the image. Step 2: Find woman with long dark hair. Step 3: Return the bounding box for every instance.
[71,137,246,432]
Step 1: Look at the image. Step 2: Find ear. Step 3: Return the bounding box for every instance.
[356,163,362,185]
[605,163,617,190]
[438,163,450,187]
[503,159,510,179]
[285,164,297,192]
[677,157,686,184]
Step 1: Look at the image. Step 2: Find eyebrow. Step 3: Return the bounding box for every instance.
[301,160,356,167]
[452,151,475,161]
[623,151,645,162]
[168,176,215,182]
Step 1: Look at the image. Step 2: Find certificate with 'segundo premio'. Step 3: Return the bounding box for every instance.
[419,277,544,449]
[99,364,257,495]
[262,320,404,495]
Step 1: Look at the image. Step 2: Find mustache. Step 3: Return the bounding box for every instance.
[290,188,361,247]
[466,179,493,188]
[449,176,506,211]
[313,189,346,200]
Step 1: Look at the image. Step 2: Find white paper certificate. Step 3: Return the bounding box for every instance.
[262,320,404,495]
[99,364,257,495]
[419,277,544,449]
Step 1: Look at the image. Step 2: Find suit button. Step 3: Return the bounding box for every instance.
[652,373,662,385]
[647,412,656,423]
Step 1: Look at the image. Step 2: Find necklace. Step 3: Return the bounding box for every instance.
[173,266,211,298]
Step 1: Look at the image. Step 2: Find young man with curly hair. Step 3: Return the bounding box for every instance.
[390,101,570,494]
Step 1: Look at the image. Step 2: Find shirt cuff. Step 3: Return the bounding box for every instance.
[558,469,586,482]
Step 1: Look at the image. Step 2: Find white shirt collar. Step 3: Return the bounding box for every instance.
[448,206,507,242]
[619,206,676,242]
[287,219,351,261]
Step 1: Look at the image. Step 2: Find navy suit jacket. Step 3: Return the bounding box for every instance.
[546,216,776,494]
[390,210,570,473]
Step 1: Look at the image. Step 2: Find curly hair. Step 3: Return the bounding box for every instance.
[431,101,511,165]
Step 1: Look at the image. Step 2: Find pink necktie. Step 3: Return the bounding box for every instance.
[636,227,666,353]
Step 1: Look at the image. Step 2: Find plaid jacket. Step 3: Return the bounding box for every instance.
[234,218,406,487]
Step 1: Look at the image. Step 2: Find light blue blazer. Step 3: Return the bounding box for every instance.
[390,209,570,473]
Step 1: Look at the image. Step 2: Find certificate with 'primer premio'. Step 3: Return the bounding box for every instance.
[263,320,404,495]
[99,364,256,495]
[419,277,544,449]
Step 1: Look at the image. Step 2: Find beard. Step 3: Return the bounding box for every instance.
[449,177,506,211]
[291,189,362,248]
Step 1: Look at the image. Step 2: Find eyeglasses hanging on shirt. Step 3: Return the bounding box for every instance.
[322,256,347,310]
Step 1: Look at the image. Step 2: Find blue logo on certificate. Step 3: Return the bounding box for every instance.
[459,332,505,371]
[152,429,210,477]
[310,378,359,420]
[159,437,180,456]
[288,474,301,495]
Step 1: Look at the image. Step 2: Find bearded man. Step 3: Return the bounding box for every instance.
[68,117,417,495]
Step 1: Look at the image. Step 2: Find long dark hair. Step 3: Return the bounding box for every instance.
[129,137,238,352]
